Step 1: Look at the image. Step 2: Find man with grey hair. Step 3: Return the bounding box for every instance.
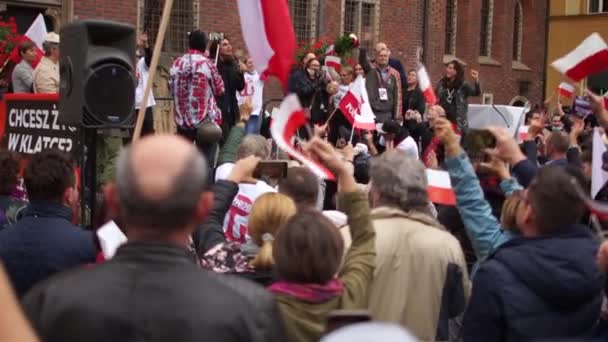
[22,134,285,342]
[33,32,60,93]
[214,134,276,244]
[341,150,469,341]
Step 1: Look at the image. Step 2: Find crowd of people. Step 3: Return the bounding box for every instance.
[2,26,608,342]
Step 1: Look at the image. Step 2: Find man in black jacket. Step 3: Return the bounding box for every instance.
[463,165,605,341]
[0,150,96,297]
[22,135,285,342]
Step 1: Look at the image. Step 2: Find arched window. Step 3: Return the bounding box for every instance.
[445,0,457,56]
[512,0,523,61]
[479,0,493,57]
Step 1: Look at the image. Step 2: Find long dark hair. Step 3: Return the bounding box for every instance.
[441,60,465,89]
[209,37,231,61]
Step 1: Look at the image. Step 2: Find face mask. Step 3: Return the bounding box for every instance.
[552,126,563,132]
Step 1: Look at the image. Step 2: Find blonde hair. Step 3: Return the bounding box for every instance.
[248,193,297,269]
[500,193,523,231]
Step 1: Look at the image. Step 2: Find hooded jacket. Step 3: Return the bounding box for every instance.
[463,225,605,342]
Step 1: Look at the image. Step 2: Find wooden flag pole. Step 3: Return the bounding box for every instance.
[132,0,174,142]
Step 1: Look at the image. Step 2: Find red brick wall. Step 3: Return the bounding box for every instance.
[71,0,547,108]
[73,0,137,26]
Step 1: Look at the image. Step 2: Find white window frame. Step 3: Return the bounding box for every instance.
[444,0,458,57]
[479,0,494,57]
[588,0,608,14]
[482,93,494,105]
[340,0,380,51]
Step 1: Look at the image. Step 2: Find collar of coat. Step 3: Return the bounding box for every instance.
[370,206,447,232]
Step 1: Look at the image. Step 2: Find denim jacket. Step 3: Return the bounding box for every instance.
[444,152,520,266]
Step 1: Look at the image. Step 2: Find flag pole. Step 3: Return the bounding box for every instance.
[132,0,174,142]
[348,125,355,144]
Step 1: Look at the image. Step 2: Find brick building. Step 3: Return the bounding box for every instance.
[1,0,548,106]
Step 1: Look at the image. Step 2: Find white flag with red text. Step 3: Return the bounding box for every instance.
[271,94,335,180]
[338,76,376,130]
[237,0,296,88]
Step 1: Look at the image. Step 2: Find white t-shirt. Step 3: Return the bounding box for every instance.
[135,58,156,109]
[215,162,277,243]
[236,71,264,116]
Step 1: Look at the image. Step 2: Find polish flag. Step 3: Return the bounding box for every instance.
[325,55,341,72]
[325,44,335,56]
[271,94,335,180]
[551,33,608,82]
[518,125,529,143]
[338,76,376,130]
[417,65,437,106]
[557,82,575,99]
[426,169,456,206]
[9,14,47,67]
[237,0,296,89]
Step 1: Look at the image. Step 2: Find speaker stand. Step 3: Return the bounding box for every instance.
[80,127,97,230]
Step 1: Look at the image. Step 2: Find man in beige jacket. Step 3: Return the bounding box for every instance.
[341,151,470,342]
[33,32,60,94]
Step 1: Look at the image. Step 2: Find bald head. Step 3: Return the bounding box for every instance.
[112,134,210,233]
[130,135,196,200]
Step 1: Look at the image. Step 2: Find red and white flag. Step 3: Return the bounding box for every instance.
[426,169,456,206]
[324,55,341,72]
[557,82,575,99]
[271,94,335,180]
[338,76,376,130]
[237,0,296,88]
[518,125,529,143]
[417,65,437,106]
[325,44,335,56]
[551,33,608,82]
[9,14,46,66]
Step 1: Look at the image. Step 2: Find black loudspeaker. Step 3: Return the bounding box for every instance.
[58,20,136,127]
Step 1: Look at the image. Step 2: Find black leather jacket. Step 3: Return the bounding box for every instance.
[22,241,286,342]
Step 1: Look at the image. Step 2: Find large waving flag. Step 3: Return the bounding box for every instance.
[237,0,296,89]
[551,33,608,82]
[271,94,335,180]
[338,76,376,130]
[9,14,46,66]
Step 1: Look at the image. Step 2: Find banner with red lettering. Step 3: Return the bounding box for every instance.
[0,93,81,158]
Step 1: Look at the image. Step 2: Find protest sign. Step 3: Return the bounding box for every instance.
[0,93,81,158]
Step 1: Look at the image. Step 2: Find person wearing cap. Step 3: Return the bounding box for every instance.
[33,32,60,94]
[377,120,419,159]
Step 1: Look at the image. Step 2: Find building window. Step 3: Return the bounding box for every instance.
[479,0,493,57]
[143,0,197,53]
[445,0,457,56]
[342,0,379,51]
[288,0,317,43]
[482,93,494,104]
[589,0,608,13]
[512,0,523,61]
